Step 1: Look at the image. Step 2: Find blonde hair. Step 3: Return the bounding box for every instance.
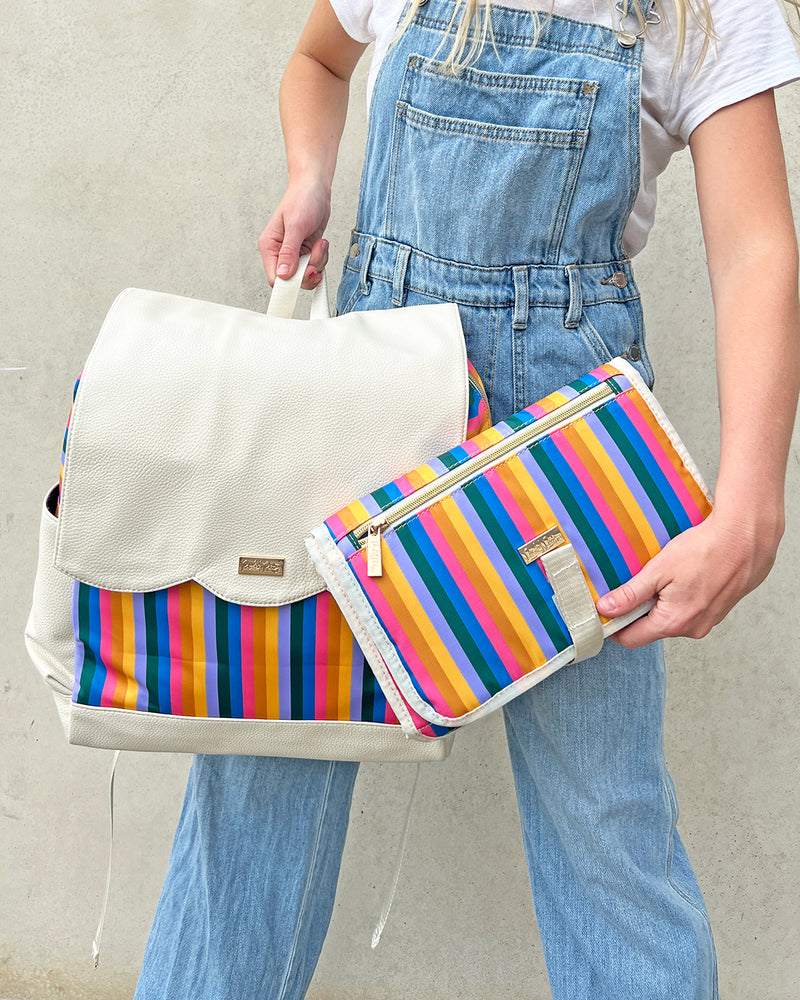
[397,0,800,74]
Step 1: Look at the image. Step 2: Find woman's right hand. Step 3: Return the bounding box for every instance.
[258,176,330,289]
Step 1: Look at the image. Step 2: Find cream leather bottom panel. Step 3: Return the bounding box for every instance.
[65,704,455,763]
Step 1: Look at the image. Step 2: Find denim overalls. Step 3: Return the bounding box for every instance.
[135,5,719,999]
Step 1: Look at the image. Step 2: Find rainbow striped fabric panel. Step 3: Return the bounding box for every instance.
[62,371,489,732]
[72,580,398,723]
[322,362,712,727]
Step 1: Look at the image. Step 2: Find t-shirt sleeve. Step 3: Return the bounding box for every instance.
[329,0,378,43]
[664,0,800,142]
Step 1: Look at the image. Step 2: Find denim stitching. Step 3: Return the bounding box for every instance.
[398,103,589,146]
[407,54,602,96]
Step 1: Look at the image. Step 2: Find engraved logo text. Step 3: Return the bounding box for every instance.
[238,556,285,577]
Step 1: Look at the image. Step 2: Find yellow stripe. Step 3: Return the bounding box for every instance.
[120,592,139,710]
[265,606,280,719]
[337,607,353,720]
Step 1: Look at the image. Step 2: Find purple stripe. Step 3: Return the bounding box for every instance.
[277,603,292,719]
[203,588,220,718]
[452,490,561,660]
[349,634,362,721]
[427,456,452,477]
[353,493,383,518]
[71,580,83,702]
[385,532,493,703]
[583,410,671,548]
[132,593,149,711]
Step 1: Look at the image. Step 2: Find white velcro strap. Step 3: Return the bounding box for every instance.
[540,543,604,662]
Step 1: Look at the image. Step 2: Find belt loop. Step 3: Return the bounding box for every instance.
[392,245,412,307]
[564,265,582,329]
[512,266,528,331]
[359,237,375,294]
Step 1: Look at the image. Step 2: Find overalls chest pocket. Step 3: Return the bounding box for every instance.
[385,55,599,267]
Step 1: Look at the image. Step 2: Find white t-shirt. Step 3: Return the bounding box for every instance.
[331,0,800,254]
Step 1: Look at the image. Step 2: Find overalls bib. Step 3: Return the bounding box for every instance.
[135,6,719,998]
[337,0,655,421]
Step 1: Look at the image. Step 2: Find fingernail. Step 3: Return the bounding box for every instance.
[277,264,290,276]
[597,595,617,613]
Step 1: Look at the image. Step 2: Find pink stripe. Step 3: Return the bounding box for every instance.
[98,589,117,708]
[350,556,454,718]
[422,509,526,682]
[325,512,350,539]
[240,605,255,719]
[617,394,705,522]
[459,439,483,458]
[315,592,329,721]
[394,474,421,498]
[553,429,642,575]
[527,402,549,418]
[167,586,183,716]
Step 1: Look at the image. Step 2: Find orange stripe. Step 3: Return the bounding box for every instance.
[179,583,195,716]
[326,596,340,721]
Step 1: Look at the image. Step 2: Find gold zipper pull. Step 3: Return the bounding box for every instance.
[366,521,385,577]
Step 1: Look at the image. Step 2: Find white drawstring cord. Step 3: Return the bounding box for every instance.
[92,749,120,967]
[371,762,421,949]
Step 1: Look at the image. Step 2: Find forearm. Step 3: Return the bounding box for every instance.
[279,49,350,192]
[711,239,800,539]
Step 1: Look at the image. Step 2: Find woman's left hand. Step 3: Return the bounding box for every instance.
[595,509,783,648]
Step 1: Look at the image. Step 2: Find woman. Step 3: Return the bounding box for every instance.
[135,2,800,997]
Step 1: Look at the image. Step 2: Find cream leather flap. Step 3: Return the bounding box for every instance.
[55,287,469,605]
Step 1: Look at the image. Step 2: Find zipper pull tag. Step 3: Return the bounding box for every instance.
[366,521,385,577]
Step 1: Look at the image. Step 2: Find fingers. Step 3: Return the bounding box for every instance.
[258,229,329,290]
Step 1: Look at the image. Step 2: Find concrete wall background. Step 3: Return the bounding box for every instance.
[1,2,798,997]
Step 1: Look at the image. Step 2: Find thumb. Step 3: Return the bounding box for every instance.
[596,566,659,618]
[275,237,304,280]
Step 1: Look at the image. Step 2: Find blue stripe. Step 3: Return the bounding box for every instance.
[86,586,107,706]
[227,602,243,718]
[154,588,172,714]
[302,597,316,720]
